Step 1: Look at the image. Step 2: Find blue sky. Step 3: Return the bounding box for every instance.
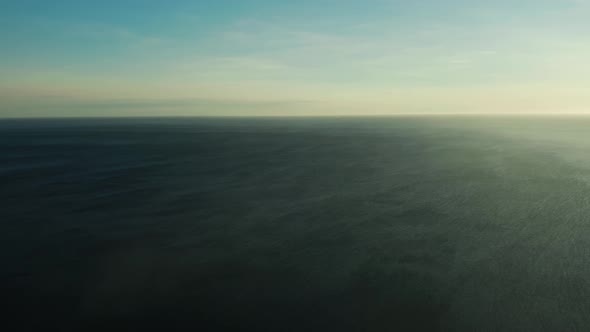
[1,0,590,117]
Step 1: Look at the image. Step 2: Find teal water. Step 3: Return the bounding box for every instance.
[2,116,590,331]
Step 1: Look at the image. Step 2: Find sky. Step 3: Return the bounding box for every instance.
[1,0,590,117]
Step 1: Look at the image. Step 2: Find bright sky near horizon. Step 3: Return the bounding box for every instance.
[1,0,590,117]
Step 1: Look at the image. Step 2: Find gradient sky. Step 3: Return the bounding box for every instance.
[1,0,590,117]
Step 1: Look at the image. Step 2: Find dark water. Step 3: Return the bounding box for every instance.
[3,116,590,331]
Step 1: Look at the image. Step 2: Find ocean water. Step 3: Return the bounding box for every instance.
[3,116,590,331]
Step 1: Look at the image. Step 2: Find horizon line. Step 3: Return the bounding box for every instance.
[4,112,590,120]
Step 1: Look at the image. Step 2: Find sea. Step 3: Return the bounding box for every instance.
[2,116,590,331]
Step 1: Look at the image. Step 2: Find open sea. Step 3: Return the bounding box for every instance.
[3,116,590,331]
